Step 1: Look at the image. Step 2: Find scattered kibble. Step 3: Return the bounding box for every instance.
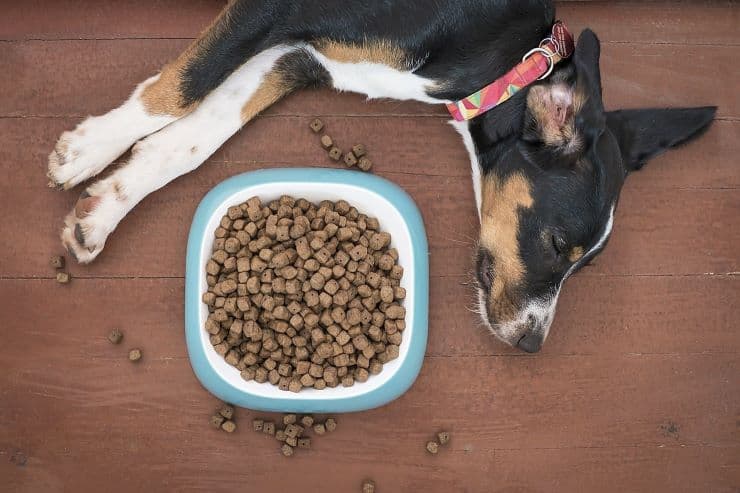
[362,480,376,493]
[283,414,297,425]
[301,415,314,428]
[56,272,71,284]
[313,423,326,435]
[107,328,123,344]
[263,421,275,435]
[325,418,337,432]
[50,255,65,269]
[128,348,142,362]
[219,404,234,420]
[320,135,333,149]
[328,146,342,160]
[352,144,366,158]
[309,118,324,133]
[221,420,237,433]
[358,156,373,172]
[253,419,264,432]
[438,431,450,445]
[281,444,294,457]
[210,414,225,429]
[297,437,311,449]
[426,440,439,454]
[343,151,358,167]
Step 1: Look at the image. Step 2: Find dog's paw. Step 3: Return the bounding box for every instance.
[60,181,128,263]
[47,122,124,190]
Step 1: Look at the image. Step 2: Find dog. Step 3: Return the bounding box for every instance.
[47,0,716,352]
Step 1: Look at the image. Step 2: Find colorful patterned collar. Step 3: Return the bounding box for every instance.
[446,21,575,122]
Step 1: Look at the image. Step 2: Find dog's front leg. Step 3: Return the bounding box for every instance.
[61,46,298,263]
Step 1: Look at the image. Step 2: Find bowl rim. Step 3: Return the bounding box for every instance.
[185,168,429,412]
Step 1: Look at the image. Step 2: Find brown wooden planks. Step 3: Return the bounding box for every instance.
[1,318,738,491]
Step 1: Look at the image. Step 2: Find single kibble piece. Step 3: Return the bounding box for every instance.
[56,272,71,284]
[343,152,358,167]
[325,418,337,432]
[426,441,439,454]
[358,156,373,172]
[329,146,342,161]
[50,255,65,269]
[263,421,276,435]
[283,413,297,425]
[309,118,324,133]
[210,414,225,429]
[128,348,142,362]
[362,480,376,493]
[219,404,234,420]
[297,437,311,449]
[107,328,123,344]
[253,419,264,432]
[281,444,294,457]
[313,423,326,435]
[320,135,333,149]
[275,429,287,442]
[221,420,237,433]
[301,415,314,428]
[352,144,366,158]
[438,431,451,445]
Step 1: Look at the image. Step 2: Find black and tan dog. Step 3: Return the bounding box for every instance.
[47,0,715,352]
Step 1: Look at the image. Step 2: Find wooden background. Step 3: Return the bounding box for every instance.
[1,1,738,491]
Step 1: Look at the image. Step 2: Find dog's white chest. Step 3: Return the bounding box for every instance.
[307,47,445,104]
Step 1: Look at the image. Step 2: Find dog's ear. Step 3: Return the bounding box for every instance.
[572,29,605,143]
[523,30,606,153]
[606,107,717,171]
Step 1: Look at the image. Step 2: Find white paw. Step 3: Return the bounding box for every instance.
[47,120,130,190]
[61,180,129,263]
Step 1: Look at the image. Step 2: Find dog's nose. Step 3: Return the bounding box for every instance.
[516,333,543,353]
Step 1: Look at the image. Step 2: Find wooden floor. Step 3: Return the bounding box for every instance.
[1,1,738,491]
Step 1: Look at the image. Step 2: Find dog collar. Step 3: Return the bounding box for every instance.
[446,21,575,122]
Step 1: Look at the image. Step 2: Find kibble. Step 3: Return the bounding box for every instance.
[107,328,123,344]
[438,431,450,445]
[426,441,439,454]
[221,420,237,433]
[362,480,376,493]
[325,418,337,432]
[352,144,366,158]
[210,414,225,429]
[56,272,71,284]
[329,147,342,161]
[309,118,324,133]
[320,135,333,149]
[343,152,358,167]
[128,348,142,362]
[219,404,234,420]
[358,156,373,172]
[281,444,294,457]
[50,255,65,269]
[253,419,264,432]
[203,195,406,392]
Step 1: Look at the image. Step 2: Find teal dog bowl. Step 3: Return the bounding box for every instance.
[185,168,429,412]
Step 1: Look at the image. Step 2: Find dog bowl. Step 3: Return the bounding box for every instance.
[185,168,429,413]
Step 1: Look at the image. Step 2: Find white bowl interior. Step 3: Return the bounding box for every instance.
[197,181,416,400]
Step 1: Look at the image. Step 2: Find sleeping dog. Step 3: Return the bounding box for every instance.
[47,0,715,352]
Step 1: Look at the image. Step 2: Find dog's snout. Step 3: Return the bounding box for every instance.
[516,332,543,353]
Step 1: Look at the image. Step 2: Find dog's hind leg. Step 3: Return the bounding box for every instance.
[47,0,280,190]
[61,45,325,263]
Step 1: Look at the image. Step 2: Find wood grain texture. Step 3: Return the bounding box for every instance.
[1,1,738,492]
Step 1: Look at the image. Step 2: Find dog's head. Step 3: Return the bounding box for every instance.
[471,30,716,352]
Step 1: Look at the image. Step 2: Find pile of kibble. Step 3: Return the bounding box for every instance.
[203,195,407,392]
